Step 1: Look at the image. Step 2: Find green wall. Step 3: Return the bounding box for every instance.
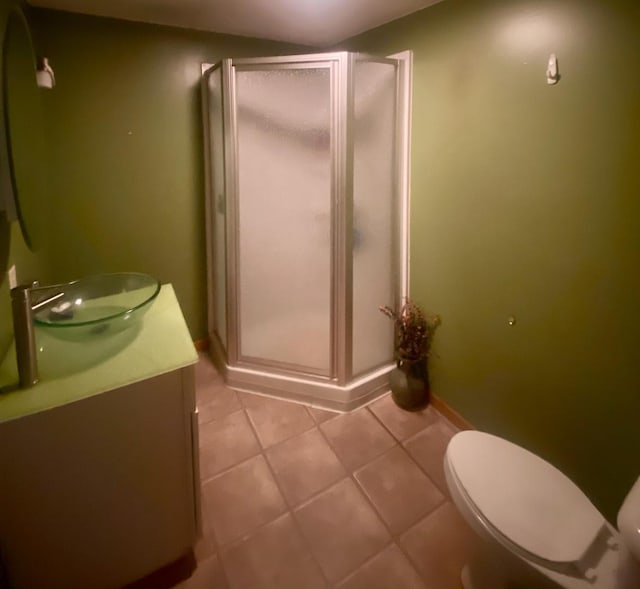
[343,0,640,520]
[28,9,304,340]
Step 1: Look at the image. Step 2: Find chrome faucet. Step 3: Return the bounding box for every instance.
[10,282,65,388]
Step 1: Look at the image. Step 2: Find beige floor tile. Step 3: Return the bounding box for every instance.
[241,393,315,449]
[237,391,278,409]
[197,383,242,425]
[220,513,326,589]
[199,410,260,480]
[320,408,396,471]
[194,354,241,423]
[399,502,473,589]
[369,394,439,441]
[265,428,346,506]
[335,544,425,589]
[308,406,340,424]
[195,354,224,390]
[294,478,390,582]
[404,420,458,495]
[354,446,445,534]
[203,455,287,546]
[176,554,228,589]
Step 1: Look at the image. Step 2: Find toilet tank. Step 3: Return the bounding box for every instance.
[618,476,640,561]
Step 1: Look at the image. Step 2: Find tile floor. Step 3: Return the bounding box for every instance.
[177,354,473,589]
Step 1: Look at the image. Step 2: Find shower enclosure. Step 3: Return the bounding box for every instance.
[201,52,410,410]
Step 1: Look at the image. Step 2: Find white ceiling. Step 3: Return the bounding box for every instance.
[28,0,443,46]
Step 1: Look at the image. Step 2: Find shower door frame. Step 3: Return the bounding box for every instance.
[202,61,235,363]
[348,52,406,381]
[225,53,346,382]
[202,51,412,409]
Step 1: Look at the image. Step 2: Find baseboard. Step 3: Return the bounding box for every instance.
[193,338,210,352]
[431,393,475,431]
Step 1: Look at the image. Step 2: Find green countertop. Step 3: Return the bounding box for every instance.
[0,284,198,424]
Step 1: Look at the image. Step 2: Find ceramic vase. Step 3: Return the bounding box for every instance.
[389,357,429,411]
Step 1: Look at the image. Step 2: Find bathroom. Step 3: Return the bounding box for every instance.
[0,0,638,587]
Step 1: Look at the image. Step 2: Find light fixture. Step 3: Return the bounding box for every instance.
[36,57,55,89]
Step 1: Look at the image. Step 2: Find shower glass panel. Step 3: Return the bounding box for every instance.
[352,58,397,376]
[206,66,227,348]
[235,65,333,375]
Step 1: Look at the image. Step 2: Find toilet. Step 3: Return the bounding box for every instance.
[444,431,640,589]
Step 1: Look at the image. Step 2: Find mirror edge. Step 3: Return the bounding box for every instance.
[0,3,18,222]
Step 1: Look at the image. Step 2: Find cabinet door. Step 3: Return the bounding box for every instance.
[0,370,196,589]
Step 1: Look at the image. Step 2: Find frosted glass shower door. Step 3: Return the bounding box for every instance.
[352,58,398,376]
[233,63,334,375]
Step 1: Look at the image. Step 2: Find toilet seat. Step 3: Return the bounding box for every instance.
[447,431,607,576]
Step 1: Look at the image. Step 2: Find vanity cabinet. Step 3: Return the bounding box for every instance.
[0,285,200,589]
[0,366,199,589]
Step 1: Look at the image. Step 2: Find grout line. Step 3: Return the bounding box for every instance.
[243,401,317,452]
[350,444,447,545]
[367,398,418,445]
[364,398,459,493]
[401,416,459,446]
[400,421,458,497]
[196,401,244,429]
[365,403,404,443]
[289,472,351,512]
[317,408,396,468]
[197,404,336,485]
[331,541,398,589]
[198,444,261,486]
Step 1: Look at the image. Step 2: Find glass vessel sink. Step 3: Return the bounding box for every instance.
[33,273,161,340]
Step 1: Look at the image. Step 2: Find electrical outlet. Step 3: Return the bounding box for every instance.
[8,265,17,289]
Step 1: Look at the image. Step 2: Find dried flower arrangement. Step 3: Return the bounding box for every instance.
[379,300,441,363]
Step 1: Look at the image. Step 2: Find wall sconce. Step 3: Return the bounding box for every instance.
[36,57,55,89]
